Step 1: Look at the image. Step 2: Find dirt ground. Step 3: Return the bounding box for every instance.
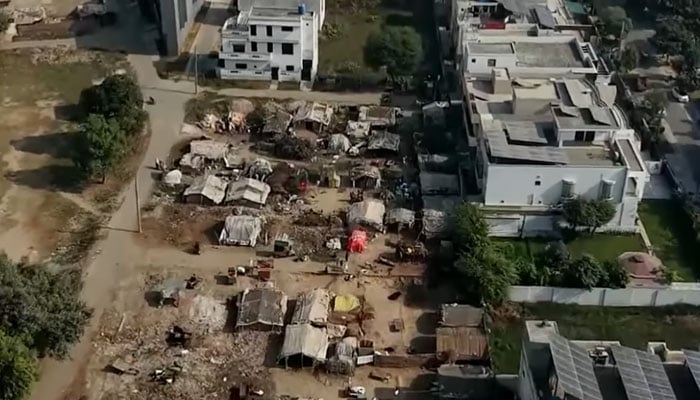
[8,0,84,18]
[0,47,130,262]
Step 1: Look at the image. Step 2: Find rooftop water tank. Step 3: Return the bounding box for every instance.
[298,3,306,14]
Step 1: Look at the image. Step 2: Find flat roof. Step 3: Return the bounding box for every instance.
[618,139,643,171]
[468,42,515,55]
[514,41,584,68]
[554,105,620,130]
[563,146,617,166]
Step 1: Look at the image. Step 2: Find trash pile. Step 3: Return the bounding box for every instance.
[272,135,315,160]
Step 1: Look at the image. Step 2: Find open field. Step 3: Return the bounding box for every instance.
[639,200,699,280]
[489,303,700,373]
[0,48,131,262]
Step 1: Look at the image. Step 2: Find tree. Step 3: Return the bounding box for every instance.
[73,114,127,180]
[0,11,9,33]
[453,202,491,258]
[562,254,603,289]
[0,255,91,358]
[0,330,37,400]
[533,241,570,285]
[618,46,639,72]
[454,252,517,306]
[598,6,632,37]
[364,26,423,79]
[598,260,629,288]
[589,199,616,233]
[652,21,693,60]
[79,74,145,135]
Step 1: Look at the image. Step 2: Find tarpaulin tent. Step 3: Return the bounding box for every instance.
[347,229,367,253]
[333,294,361,312]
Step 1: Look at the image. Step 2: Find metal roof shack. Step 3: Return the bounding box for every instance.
[235,287,288,331]
[440,304,484,328]
[386,208,416,228]
[189,139,231,159]
[278,323,329,367]
[346,120,371,139]
[293,102,333,133]
[359,106,398,127]
[291,288,331,327]
[368,131,400,153]
[183,175,228,205]
[225,178,271,207]
[422,196,461,239]
[218,215,263,246]
[347,199,386,231]
[437,326,489,363]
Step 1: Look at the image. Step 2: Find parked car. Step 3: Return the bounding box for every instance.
[672,87,690,103]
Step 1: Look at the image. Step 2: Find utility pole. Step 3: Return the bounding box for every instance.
[135,178,142,233]
[194,45,199,95]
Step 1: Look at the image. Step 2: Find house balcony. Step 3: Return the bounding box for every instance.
[219,52,271,61]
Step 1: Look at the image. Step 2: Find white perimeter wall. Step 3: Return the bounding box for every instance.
[510,285,700,307]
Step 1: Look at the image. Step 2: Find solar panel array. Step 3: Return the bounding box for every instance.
[683,349,700,389]
[610,344,677,400]
[485,129,569,165]
[549,335,604,400]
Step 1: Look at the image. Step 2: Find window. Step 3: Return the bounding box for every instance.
[233,44,245,53]
[267,42,273,53]
[562,179,575,199]
[251,42,257,52]
[250,25,257,36]
[471,58,476,63]
[281,43,294,55]
[574,130,584,141]
[535,180,541,186]
[286,65,294,71]
[600,179,614,200]
[235,63,247,69]
[487,58,496,67]
[266,25,272,36]
[584,131,595,142]
[281,26,293,32]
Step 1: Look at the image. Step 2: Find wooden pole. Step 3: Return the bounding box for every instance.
[135,178,142,233]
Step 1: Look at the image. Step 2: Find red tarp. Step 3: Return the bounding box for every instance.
[347,229,368,253]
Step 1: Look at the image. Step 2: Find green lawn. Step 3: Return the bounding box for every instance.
[318,13,383,72]
[639,200,699,280]
[490,303,700,373]
[564,234,645,261]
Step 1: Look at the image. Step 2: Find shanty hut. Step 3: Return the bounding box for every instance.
[345,120,371,139]
[180,140,243,172]
[436,304,488,364]
[218,215,263,246]
[183,175,227,205]
[236,287,288,331]
[248,158,273,180]
[351,165,381,189]
[359,106,398,127]
[291,288,331,327]
[347,199,386,231]
[326,336,357,375]
[225,178,271,207]
[328,134,351,153]
[278,323,329,368]
[422,196,461,239]
[293,102,333,133]
[262,108,293,135]
[367,131,400,153]
[386,208,416,229]
[419,172,460,196]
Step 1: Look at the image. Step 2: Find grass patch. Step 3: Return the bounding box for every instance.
[319,13,384,72]
[639,199,699,280]
[564,233,645,261]
[0,49,127,105]
[489,303,700,373]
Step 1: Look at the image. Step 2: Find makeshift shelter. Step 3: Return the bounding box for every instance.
[189,139,230,159]
[422,101,449,127]
[291,288,331,327]
[262,108,293,135]
[359,106,397,127]
[367,131,400,153]
[162,169,183,186]
[417,153,457,173]
[386,208,416,229]
[420,172,460,196]
[436,327,489,363]
[183,175,227,205]
[347,229,368,253]
[328,134,351,153]
[225,178,271,207]
[248,158,273,180]
[347,199,386,231]
[326,337,357,375]
[278,323,329,367]
[422,196,461,239]
[218,215,263,246]
[292,102,333,133]
[351,165,381,189]
[333,294,361,312]
[346,120,371,139]
[236,287,288,331]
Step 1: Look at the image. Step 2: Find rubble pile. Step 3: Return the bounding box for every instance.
[197,111,248,134]
[272,135,315,160]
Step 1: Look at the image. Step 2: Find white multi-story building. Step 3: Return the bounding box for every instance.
[459,30,645,236]
[218,0,324,82]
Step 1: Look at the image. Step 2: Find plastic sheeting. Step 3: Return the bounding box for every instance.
[333,294,361,312]
[347,229,367,253]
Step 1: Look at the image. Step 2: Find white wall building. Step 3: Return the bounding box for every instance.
[218,0,324,82]
[462,35,644,236]
[157,0,204,56]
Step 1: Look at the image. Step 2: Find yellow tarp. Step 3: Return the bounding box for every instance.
[333,294,360,312]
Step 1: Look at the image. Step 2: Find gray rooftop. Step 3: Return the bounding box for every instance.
[514,41,584,68]
[610,344,677,400]
[554,105,620,130]
[468,42,515,55]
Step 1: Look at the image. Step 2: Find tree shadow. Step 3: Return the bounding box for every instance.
[409,335,436,353]
[10,131,77,159]
[53,104,82,122]
[415,311,438,335]
[4,165,85,193]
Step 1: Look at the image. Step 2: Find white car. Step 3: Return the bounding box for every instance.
[672,87,690,103]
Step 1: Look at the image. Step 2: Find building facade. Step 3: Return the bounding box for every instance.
[156,0,204,56]
[218,0,324,82]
